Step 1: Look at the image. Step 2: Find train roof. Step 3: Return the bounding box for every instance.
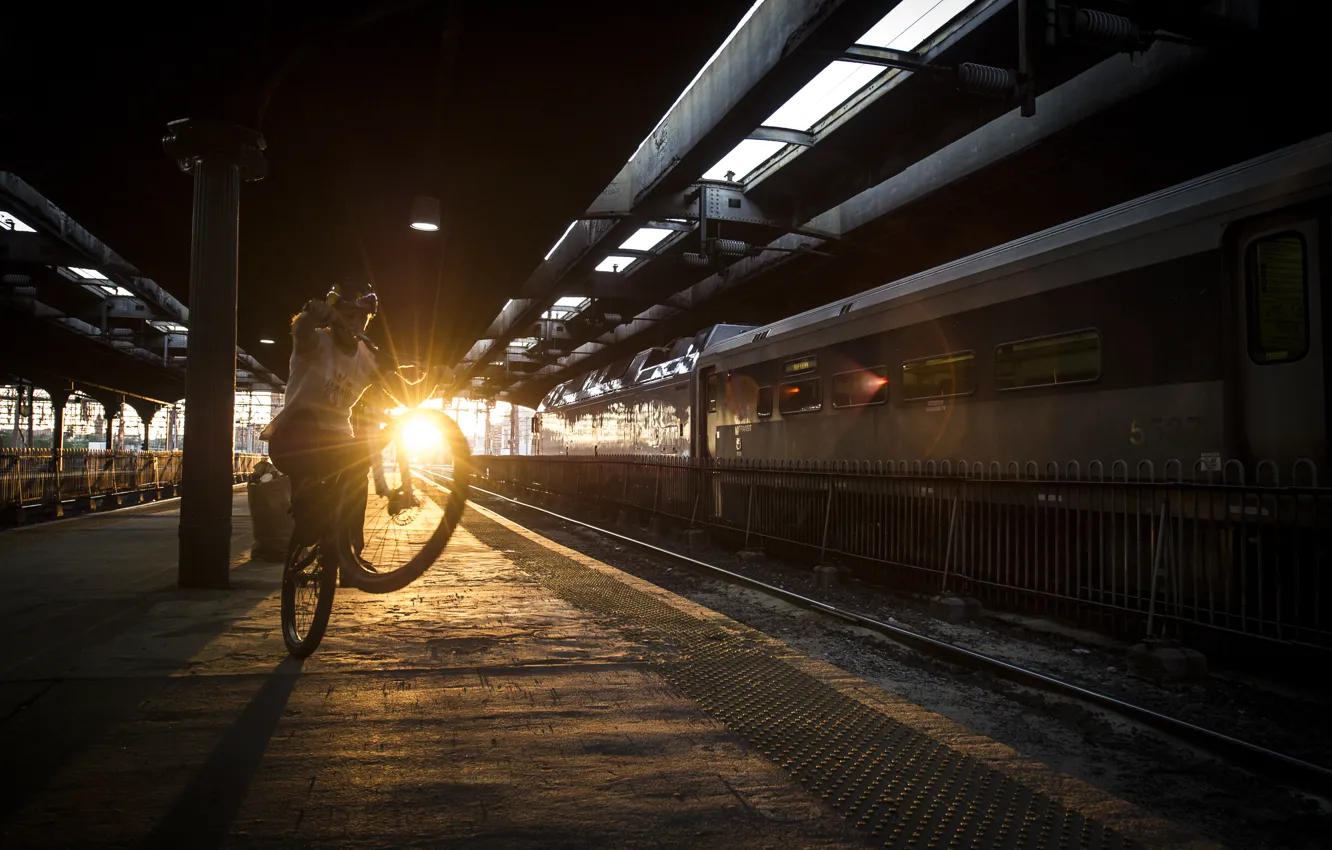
[537,323,752,411]
[699,131,1332,367]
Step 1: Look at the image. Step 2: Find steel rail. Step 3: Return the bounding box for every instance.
[412,466,1332,799]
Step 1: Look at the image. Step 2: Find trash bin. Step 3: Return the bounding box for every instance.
[247,459,292,562]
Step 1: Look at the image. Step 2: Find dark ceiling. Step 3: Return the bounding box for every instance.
[0,0,754,376]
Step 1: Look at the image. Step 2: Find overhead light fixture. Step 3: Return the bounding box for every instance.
[618,227,674,252]
[259,338,276,345]
[409,194,440,232]
[595,256,636,273]
[68,267,109,280]
[0,210,36,232]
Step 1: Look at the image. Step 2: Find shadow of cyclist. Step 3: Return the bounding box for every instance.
[143,656,305,849]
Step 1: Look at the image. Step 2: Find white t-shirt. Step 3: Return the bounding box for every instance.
[263,329,379,437]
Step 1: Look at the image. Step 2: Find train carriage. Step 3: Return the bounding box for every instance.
[539,132,1330,481]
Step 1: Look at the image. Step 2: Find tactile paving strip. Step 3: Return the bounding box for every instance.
[462,508,1142,850]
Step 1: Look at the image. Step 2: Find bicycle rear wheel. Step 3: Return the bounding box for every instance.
[281,536,337,657]
[335,408,472,594]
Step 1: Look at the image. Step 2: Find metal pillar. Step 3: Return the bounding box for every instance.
[43,386,71,516]
[130,400,163,451]
[509,404,519,456]
[168,406,179,452]
[164,119,267,589]
[24,384,34,448]
[7,385,17,448]
[104,397,117,451]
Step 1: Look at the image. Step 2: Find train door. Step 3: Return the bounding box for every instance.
[695,366,717,459]
[1232,210,1327,476]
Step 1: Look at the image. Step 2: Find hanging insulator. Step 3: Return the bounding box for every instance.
[955,63,1017,97]
[1075,8,1141,49]
[682,252,712,269]
[712,238,749,257]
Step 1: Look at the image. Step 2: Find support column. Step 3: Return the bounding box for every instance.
[164,118,267,589]
[24,383,34,448]
[510,403,519,456]
[105,397,117,451]
[130,399,163,451]
[37,385,71,516]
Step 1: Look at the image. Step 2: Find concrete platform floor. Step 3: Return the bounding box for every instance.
[0,490,1210,849]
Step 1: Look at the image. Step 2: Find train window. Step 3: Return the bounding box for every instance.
[1246,233,1308,364]
[832,367,889,408]
[778,378,822,415]
[994,330,1100,391]
[706,374,718,413]
[902,351,975,401]
[757,386,773,417]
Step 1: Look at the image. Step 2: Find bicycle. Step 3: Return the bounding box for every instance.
[279,362,472,658]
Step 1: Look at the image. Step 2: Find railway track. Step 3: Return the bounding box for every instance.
[414,465,1332,801]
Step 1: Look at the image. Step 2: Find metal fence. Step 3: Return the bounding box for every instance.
[476,455,1331,653]
[1,449,266,514]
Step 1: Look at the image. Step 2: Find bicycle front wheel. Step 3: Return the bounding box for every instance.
[281,537,337,657]
[335,408,472,594]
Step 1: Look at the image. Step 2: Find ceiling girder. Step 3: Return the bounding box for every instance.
[503,37,1210,403]
[456,0,894,386]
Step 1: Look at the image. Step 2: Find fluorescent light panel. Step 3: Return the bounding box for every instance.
[762,61,887,131]
[0,211,36,232]
[858,0,974,52]
[595,256,637,273]
[702,139,785,181]
[68,267,108,280]
[617,227,673,252]
[702,0,976,182]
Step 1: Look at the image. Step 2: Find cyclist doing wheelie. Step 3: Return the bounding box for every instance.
[260,284,451,552]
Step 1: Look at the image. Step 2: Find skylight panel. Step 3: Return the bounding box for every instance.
[762,61,886,131]
[68,267,109,280]
[618,227,673,252]
[508,337,538,350]
[543,221,579,261]
[0,211,36,232]
[858,0,974,52]
[595,256,637,273]
[554,296,588,309]
[702,139,786,181]
[101,285,136,297]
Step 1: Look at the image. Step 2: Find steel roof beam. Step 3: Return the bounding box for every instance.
[1,171,284,391]
[457,0,893,385]
[507,39,1209,402]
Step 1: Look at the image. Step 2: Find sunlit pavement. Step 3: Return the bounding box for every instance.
[0,490,861,848]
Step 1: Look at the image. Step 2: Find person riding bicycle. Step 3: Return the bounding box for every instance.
[261,284,451,547]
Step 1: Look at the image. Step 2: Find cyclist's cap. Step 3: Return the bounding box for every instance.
[328,284,379,316]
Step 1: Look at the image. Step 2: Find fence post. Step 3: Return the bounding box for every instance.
[652,464,661,515]
[818,477,834,563]
[939,496,959,594]
[689,480,702,529]
[1145,499,1170,638]
[743,480,755,550]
